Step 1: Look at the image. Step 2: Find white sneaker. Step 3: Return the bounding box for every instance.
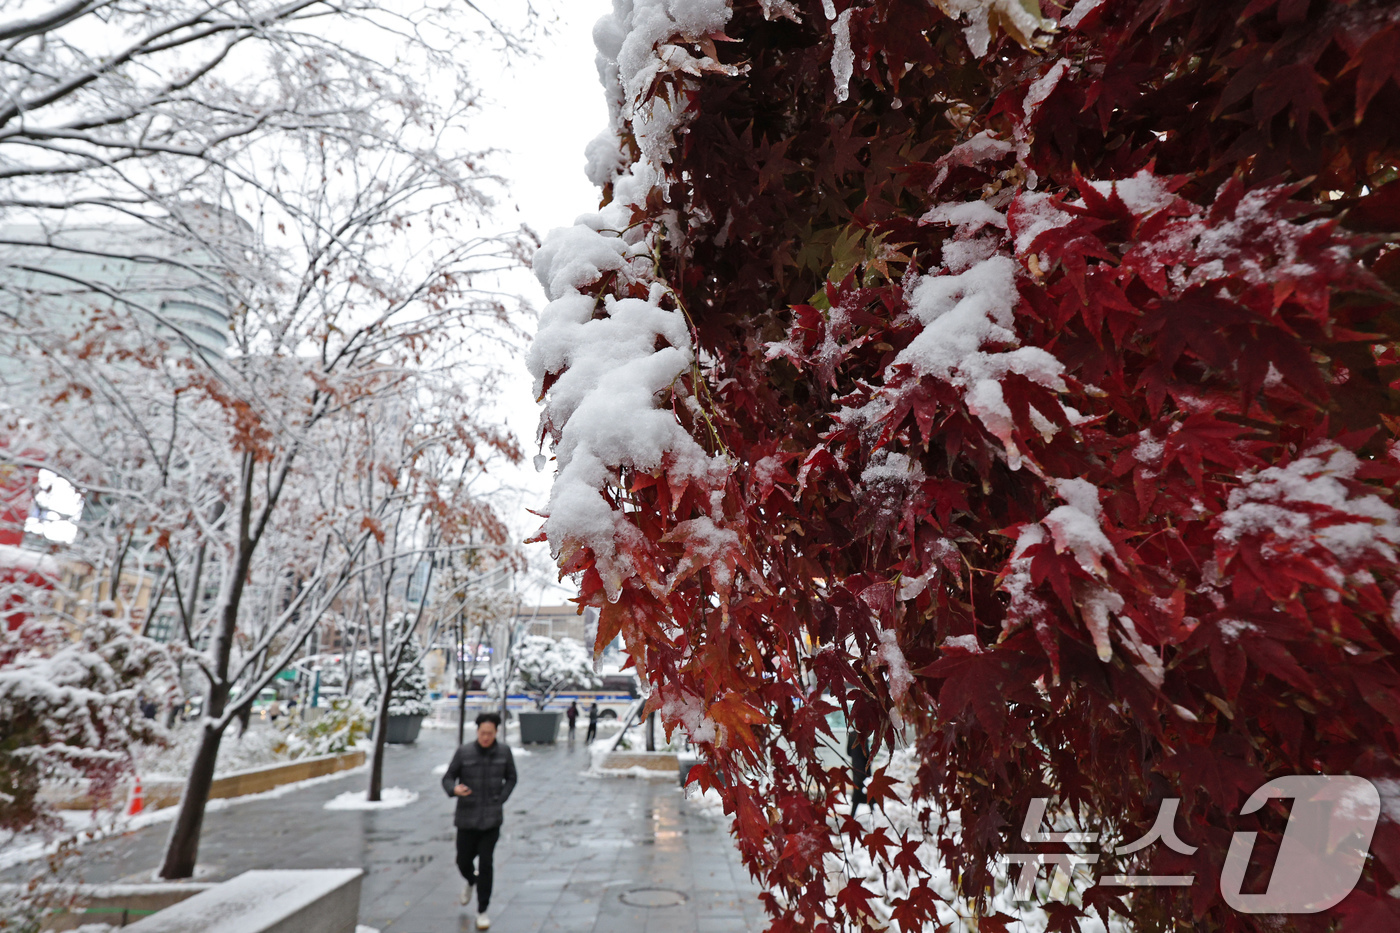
[460,881,474,906]
[475,913,491,930]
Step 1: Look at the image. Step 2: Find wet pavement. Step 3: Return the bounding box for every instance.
[18,727,765,932]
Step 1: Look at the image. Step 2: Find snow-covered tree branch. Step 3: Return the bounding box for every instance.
[0,0,531,882]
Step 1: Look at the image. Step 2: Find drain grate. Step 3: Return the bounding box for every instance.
[619,887,688,908]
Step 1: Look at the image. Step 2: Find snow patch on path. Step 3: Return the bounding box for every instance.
[323,787,418,810]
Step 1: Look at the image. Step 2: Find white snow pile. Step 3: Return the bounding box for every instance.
[323,787,418,810]
[1042,477,1118,579]
[530,0,736,596]
[1061,0,1106,29]
[1217,444,1400,569]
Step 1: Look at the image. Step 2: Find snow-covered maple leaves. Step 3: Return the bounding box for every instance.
[532,0,1400,929]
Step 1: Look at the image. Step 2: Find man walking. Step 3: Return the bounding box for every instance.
[442,711,517,930]
[584,701,599,744]
[566,700,579,741]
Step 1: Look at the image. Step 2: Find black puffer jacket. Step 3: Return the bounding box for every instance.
[441,741,517,830]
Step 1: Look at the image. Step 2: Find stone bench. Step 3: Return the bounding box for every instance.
[125,869,363,933]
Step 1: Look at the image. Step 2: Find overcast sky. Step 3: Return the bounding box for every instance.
[472,0,612,606]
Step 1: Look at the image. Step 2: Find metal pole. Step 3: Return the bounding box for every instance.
[498,617,511,726]
[456,608,466,746]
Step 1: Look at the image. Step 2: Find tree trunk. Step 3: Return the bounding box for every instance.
[646,710,656,751]
[159,458,258,880]
[344,622,361,696]
[367,675,394,802]
[158,716,225,879]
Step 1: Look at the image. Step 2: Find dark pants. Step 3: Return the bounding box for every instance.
[585,721,597,743]
[455,827,500,911]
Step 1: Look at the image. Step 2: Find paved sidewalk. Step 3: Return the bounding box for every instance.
[8,727,765,932]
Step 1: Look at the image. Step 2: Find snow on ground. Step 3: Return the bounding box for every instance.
[0,766,368,872]
[587,764,676,781]
[323,787,419,810]
[43,921,383,932]
[134,722,292,780]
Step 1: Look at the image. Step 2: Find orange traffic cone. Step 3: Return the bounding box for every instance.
[126,777,144,816]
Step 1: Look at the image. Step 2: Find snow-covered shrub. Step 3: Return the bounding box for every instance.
[285,698,372,758]
[387,645,432,718]
[362,628,433,719]
[0,616,177,833]
[135,720,289,779]
[502,635,600,710]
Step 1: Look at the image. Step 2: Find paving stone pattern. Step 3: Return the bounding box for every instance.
[15,727,765,933]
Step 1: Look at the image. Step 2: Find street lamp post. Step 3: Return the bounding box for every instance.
[456,606,467,746]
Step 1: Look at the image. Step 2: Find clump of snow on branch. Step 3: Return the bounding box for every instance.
[930,0,1055,56]
[874,628,913,703]
[881,252,1067,470]
[1043,478,1118,579]
[530,0,736,595]
[324,787,417,810]
[830,9,856,102]
[660,689,719,744]
[1022,58,1069,120]
[1217,445,1400,568]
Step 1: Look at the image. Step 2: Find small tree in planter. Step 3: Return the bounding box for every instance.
[507,636,599,744]
[373,632,433,745]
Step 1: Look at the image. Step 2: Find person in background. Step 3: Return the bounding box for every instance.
[566,700,579,741]
[442,711,517,930]
[267,698,282,724]
[584,701,599,744]
[848,732,870,816]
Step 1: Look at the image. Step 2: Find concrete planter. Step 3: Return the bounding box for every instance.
[384,714,424,745]
[517,710,562,744]
[0,882,213,931]
[125,869,363,933]
[600,750,680,776]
